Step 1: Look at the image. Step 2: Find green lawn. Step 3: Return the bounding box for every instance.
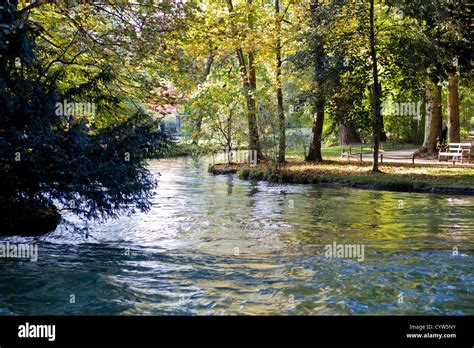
[286,146,343,160]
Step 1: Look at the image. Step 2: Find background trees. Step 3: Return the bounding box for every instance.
[179,0,302,161]
[386,0,472,154]
[178,0,472,165]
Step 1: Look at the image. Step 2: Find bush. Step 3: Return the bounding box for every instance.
[237,166,251,179]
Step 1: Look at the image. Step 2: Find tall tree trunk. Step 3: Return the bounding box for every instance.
[247,50,262,159]
[226,0,262,160]
[307,104,325,162]
[246,0,262,160]
[306,0,325,162]
[339,122,362,145]
[378,83,387,142]
[447,74,460,143]
[369,0,381,172]
[416,83,442,156]
[276,0,285,163]
[192,51,214,145]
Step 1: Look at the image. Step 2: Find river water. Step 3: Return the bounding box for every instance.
[0,157,473,315]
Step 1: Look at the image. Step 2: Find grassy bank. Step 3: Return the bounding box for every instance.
[209,159,474,196]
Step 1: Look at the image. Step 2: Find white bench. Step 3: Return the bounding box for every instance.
[438,143,472,163]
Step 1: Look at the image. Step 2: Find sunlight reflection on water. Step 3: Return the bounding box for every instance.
[0,157,473,315]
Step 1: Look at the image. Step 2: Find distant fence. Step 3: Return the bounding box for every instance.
[341,142,418,164]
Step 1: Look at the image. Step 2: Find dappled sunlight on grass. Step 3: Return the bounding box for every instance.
[279,160,474,186]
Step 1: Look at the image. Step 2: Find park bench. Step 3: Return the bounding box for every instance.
[438,143,472,163]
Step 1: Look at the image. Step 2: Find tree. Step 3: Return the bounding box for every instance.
[368,0,382,172]
[447,75,460,142]
[181,0,301,161]
[339,122,362,145]
[183,69,247,154]
[191,50,215,145]
[421,83,443,153]
[381,1,445,155]
[275,0,286,163]
[224,0,263,160]
[306,0,326,162]
[430,0,471,143]
[0,2,171,236]
[393,0,472,151]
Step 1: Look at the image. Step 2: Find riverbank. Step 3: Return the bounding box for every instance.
[208,160,474,196]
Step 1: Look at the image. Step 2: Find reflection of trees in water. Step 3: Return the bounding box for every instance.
[226,175,234,195]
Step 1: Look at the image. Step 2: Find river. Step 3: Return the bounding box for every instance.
[0,157,473,315]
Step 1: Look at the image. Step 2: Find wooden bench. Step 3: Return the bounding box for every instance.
[438,143,472,163]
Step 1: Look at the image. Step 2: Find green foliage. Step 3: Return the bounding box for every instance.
[182,65,248,150]
[0,3,170,225]
[383,115,424,144]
